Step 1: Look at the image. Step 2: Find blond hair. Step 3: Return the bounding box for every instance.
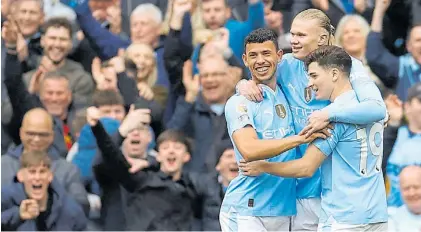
[125,43,157,87]
[295,9,335,46]
[335,14,370,46]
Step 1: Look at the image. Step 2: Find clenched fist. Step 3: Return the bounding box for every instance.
[86,107,102,126]
[20,199,40,220]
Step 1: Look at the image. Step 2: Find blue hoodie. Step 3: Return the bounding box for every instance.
[1,179,87,231]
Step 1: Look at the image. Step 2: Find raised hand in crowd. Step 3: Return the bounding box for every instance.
[19,199,40,220]
[182,60,200,103]
[137,82,155,100]
[109,48,126,74]
[28,68,45,94]
[169,0,193,30]
[118,104,151,137]
[1,14,28,61]
[92,57,118,91]
[385,94,403,127]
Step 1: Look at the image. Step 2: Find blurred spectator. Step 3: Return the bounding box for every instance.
[166,59,233,173]
[1,150,87,231]
[1,108,90,214]
[66,108,88,161]
[126,43,169,107]
[91,104,157,231]
[68,1,170,90]
[310,0,373,27]
[264,5,291,51]
[88,0,127,38]
[88,106,219,230]
[388,165,421,231]
[162,0,207,46]
[335,14,389,95]
[190,0,265,72]
[385,83,421,207]
[23,17,95,104]
[203,139,238,230]
[367,0,421,100]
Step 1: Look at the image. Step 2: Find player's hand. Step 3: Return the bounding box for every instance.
[119,105,151,137]
[239,159,266,177]
[300,110,330,138]
[299,131,328,144]
[237,79,263,102]
[20,199,40,220]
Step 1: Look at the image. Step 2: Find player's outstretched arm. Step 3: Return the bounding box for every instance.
[233,127,325,162]
[239,144,326,178]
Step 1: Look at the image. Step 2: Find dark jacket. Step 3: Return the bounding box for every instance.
[1,179,87,231]
[1,145,90,215]
[91,121,220,231]
[92,128,159,231]
[166,95,229,173]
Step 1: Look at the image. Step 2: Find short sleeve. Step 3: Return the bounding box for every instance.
[225,96,255,136]
[312,124,343,157]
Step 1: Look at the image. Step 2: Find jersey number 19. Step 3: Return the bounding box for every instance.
[356,122,384,176]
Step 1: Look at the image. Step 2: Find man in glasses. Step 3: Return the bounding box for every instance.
[1,108,89,215]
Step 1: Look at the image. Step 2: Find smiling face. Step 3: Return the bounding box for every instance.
[216,148,238,184]
[242,40,282,84]
[307,62,335,100]
[157,140,190,175]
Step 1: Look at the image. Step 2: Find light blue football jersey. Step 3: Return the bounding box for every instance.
[312,91,388,225]
[276,53,386,199]
[221,85,297,216]
[386,126,421,207]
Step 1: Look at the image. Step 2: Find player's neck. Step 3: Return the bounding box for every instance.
[254,78,277,92]
[408,122,421,134]
[330,80,353,102]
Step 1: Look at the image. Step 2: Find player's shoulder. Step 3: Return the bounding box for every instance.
[226,95,253,113]
[280,53,300,66]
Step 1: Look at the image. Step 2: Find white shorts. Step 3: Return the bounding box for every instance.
[220,208,291,232]
[292,198,321,231]
[318,221,388,232]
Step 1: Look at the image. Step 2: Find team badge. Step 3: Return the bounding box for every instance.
[236,103,247,114]
[304,87,312,102]
[275,104,286,118]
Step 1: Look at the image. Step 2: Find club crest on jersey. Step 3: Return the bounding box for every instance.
[304,87,312,102]
[275,104,286,118]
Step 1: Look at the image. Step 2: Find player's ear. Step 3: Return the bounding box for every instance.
[331,68,339,82]
[242,54,249,67]
[276,49,283,62]
[318,33,328,46]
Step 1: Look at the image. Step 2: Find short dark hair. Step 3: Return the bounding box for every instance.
[156,129,193,155]
[41,17,73,38]
[304,45,352,77]
[244,28,279,53]
[20,151,51,169]
[92,90,125,107]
